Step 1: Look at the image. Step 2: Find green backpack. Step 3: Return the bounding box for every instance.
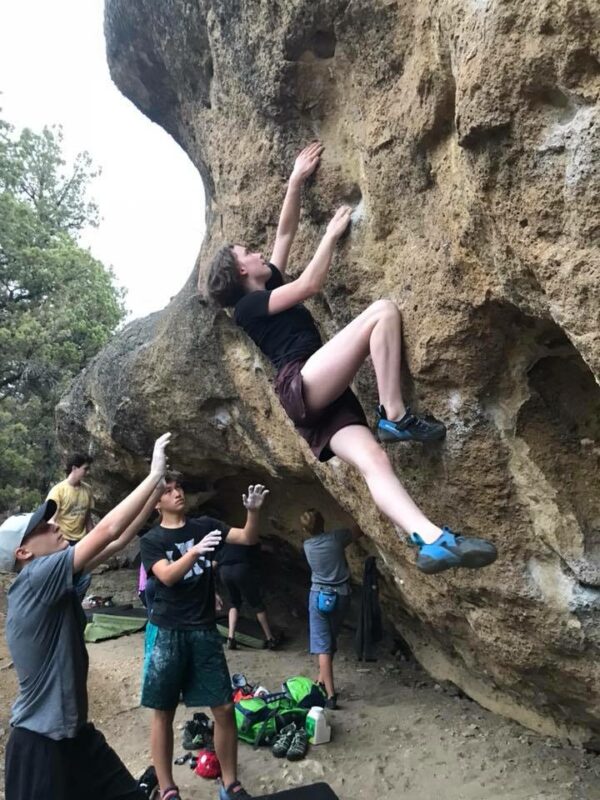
[234,694,306,748]
[282,676,326,709]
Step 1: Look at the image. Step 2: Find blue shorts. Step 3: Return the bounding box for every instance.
[308,590,351,655]
[141,623,232,710]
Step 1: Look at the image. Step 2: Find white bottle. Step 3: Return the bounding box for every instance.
[305,706,331,745]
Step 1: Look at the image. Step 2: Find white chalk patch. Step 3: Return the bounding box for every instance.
[538,105,598,188]
[350,198,365,227]
[448,391,462,414]
[213,407,231,430]
[253,354,264,372]
[528,557,575,610]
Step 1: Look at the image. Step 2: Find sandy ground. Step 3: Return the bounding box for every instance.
[1,570,599,800]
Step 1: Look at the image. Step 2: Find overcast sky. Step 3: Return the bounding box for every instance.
[0,0,205,320]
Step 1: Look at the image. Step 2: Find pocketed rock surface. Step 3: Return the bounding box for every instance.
[56,0,600,743]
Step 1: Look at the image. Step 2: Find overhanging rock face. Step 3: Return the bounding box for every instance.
[59,0,600,744]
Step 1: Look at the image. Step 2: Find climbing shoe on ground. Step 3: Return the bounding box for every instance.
[160,787,181,800]
[227,637,237,650]
[286,727,309,761]
[325,694,338,710]
[182,727,204,750]
[409,527,498,574]
[377,404,446,443]
[271,723,297,758]
[263,637,277,650]
[219,780,252,799]
[182,712,213,750]
[137,766,158,799]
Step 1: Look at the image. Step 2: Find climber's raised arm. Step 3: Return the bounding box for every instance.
[267,205,352,314]
[270,142,323,275]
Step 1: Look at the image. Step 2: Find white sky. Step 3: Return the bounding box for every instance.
[0,0,205,320]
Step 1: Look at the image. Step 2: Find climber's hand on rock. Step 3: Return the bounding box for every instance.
[290,142,323,184]
[243,484,270,510]
[326,205,352,240]
[150,432,171,478]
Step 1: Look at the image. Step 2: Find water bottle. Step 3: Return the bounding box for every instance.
[305,706,331,745]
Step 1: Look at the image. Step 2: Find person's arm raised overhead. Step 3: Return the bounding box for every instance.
[226,484,270,545]
[270,142,323,275]
[73,433,171,574]
[267,205,352,315]
[83,483,164,573]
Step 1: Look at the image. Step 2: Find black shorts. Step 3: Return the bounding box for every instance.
[5,724,144,800]
[275,358,368,462]
[220,564,265,612]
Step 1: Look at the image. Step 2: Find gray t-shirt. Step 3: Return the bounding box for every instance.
[303,529,353,596]
[5,546,89,739]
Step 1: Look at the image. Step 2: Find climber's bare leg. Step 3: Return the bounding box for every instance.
[301,299,405,420]
[329,425,441,543]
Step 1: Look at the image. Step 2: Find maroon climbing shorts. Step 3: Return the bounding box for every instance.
[274,358,368,462]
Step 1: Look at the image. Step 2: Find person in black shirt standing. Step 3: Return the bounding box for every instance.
[205,143,497,577]
[216,540,276,650]
[140,472,269,800]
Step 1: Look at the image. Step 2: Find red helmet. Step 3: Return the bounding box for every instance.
[194,749,221,780]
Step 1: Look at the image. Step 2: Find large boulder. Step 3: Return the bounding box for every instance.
[58,0,600,744]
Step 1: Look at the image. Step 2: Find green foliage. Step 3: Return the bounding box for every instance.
[0,118,125,513]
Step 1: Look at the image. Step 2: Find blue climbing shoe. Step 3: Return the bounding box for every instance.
[409,528,497,574]
[219,781,252,800]
[377,405,446,443]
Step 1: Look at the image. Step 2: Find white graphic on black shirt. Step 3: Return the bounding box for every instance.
[166,538,211,581]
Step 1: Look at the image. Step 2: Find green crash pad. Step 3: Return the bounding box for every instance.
[84,608,273,647]
[84,605,147,621]
[85,612,147,642]
[216,614,266,649]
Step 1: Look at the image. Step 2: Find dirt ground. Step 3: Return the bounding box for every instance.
[1,570,599,800]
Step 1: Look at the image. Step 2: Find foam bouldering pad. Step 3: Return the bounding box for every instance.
[84,613,147,642]
[254,784,339,799]
[216,614,266,649]
[84,605,148,622]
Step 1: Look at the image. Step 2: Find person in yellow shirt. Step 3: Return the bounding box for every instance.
[47,454,95,599]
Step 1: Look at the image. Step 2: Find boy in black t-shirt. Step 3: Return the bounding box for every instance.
[205,143,497,577]
[140,472,269,800]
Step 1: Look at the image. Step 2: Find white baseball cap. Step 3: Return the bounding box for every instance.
[0,500,57,573]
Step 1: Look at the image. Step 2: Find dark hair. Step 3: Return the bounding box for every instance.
[206,244,244,307]
[300,508,325,537]
[163,470,184,487]
[65,453,93,475]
